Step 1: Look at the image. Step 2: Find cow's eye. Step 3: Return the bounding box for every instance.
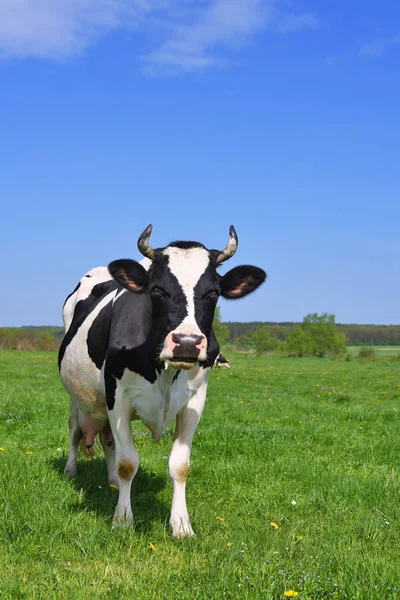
[151,286,170,298]
[204,290,219,301]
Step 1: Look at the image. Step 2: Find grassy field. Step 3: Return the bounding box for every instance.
[0,350,399,599]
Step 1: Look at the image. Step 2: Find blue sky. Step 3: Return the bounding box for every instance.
[1,0,399,326]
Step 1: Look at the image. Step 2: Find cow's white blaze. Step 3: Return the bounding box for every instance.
[160,246,210,362]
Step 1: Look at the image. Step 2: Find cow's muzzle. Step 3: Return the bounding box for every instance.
[172,333,204,359]
[161,330,207,369]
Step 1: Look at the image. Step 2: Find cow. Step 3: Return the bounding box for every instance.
[58,225,266,537]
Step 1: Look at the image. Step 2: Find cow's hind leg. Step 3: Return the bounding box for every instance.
[99,424,118,488]
[107,396,139,527]
[65,400,82,478]
[169,378,208,538]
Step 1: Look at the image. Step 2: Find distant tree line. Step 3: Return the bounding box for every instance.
[225,321,400,346]
[0,327,63,351]
[224,313,347,357]
[0,318,400,353]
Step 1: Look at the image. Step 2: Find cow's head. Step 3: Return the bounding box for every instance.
[109,225,266,369]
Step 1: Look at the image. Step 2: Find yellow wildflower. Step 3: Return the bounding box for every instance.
[284,592,299,597]
[296,535,304,540]
[0,448,4,452]
[110,484,118,489]
[216,516,224,521]
[149,543,156,552]
[26,451,33,455]
[270,522,279,529]
[226,542,232,548]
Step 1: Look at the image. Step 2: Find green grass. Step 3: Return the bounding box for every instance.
[0,350,399,599]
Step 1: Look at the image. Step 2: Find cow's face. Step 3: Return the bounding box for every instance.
[109,226,266,370]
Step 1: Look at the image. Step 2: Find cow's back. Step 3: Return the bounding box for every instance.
[62,267,113,332]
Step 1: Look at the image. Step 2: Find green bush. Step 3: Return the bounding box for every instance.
[358,346,376,359]
[284,313,347,358]
[252,325,280,355]
[234,335,253,351]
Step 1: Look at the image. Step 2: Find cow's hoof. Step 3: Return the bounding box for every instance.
[170,520,195,539]
[64,464,77,479]
[112,514,133,529]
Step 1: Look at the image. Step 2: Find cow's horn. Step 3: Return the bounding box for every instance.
[137,224,156,260]
[216,225,238,264]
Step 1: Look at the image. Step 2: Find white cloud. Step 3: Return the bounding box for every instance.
[0,0,142,60]
[359,33,400,58]
[143,1,319,74]
[142,0,273,74]
[0,0,319,73]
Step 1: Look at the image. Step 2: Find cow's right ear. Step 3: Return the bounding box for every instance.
[108,259,149,293]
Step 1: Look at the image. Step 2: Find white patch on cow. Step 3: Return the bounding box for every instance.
[60,289,118,423]
[139,257,152,271]
[108,363,210,533]
[163,246,209,330]
[168,370,209,538]
[115,363,206,443]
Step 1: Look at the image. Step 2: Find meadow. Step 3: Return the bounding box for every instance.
[0,350,399,599]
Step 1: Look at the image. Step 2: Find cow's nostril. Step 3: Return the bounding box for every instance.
[172,333,182,345]
[195,335,205,346]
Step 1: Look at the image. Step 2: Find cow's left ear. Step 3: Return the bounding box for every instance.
[220,265,266,299]
[108,259,149,293]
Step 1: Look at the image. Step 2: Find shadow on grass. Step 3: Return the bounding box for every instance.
[50,455,170,533]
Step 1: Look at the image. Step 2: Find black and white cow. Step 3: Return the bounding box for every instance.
[59,225,266,537]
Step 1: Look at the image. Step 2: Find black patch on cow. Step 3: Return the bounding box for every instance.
[62,281,81,309]
[105,373,117,410]
[169,241,206,250]
[193,265,220,336]
[200,327,220,369]
[104,291,158,391]
[87,300,113,369]
[58,280,119,370]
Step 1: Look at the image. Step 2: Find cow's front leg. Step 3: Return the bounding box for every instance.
[107,393,139,528]
[169,377,208,538]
